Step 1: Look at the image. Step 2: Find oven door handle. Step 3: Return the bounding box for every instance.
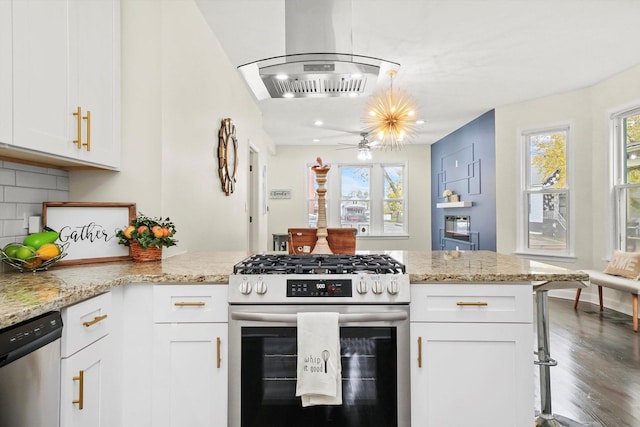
[230,311,408,324]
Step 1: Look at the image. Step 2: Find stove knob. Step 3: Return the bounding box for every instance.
[387,278,399,295]
[255,278,267,295]
[356,278,368,294]
[372,280,383,295]
[239,277,252,295]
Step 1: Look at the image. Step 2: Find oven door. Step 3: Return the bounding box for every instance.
[229,305,410,427]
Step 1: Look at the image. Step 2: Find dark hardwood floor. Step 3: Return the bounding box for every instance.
[533,297,640,427]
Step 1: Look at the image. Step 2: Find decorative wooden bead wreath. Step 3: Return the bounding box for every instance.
[218,118,238,196]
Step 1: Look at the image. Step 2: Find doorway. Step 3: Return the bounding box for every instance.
[248,146,259,251]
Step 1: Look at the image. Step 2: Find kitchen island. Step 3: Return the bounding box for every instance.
[0,250,588,427]
[0,250,588,329]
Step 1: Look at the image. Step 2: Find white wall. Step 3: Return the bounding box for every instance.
[267,144,431,251]
[69,0,272,255]
[495,88,592,268]
[495,63,640,313]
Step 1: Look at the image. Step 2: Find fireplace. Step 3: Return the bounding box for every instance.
[444,215,470,241]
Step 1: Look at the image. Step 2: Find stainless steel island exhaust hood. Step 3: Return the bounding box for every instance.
[238,0,399,100]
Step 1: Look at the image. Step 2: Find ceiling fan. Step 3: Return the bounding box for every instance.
[336,132,379,160]
[336,132,379,150]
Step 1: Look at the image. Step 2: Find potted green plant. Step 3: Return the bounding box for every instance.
[116,213,177,262]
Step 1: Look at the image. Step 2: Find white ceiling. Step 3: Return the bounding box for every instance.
[196,0,640,147]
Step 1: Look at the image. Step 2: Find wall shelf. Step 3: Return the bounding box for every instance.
[436,201,473,208]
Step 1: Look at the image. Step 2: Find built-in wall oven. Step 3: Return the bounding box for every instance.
[228,254,410,427]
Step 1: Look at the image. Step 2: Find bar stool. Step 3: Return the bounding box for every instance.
[533,285,589,427]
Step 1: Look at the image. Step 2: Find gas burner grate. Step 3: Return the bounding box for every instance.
[233,254,406,275]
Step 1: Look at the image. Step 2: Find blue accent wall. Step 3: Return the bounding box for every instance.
[430,110,496,250]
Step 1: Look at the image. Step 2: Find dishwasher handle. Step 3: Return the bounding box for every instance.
[231,311,408,324]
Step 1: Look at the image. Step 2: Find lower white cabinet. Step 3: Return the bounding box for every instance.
[60,292,114,427]
[152,323,228,427]
[60,335,111,427]
[410,284,534,427]
[151,285,228,427]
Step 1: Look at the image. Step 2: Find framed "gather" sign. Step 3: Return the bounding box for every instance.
[42,202,136,265]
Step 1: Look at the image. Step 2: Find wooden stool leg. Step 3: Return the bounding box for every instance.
[598,285,604,311]
[633,294,638,333]
[573,288,582,310]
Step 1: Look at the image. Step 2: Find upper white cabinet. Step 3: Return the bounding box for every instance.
[0,0,12,145]
[11,0,120,169]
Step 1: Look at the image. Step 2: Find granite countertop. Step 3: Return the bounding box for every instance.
[0,250,589,329]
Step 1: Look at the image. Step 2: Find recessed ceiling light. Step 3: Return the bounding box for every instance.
[275,74,289,80]
[283,92,294,98]
[347,92,359,97]
[351,73,363,79]
[416,120,425,125]
[313,139,320,142]
[314,120,323,126]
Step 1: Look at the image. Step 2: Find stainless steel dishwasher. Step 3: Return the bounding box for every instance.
[0,311,63,427]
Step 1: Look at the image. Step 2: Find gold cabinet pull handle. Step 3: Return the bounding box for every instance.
[456,301,488,306]
[83,314,108,327]
[82,110,91,151]
[417,336,422,368]
[72,370,84,410]
[216,337,221,369]
[72,106,82,149]
[174,301,206,307]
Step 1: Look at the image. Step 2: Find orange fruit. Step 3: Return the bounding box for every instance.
[36,243,61,261]
[152,226,164,238]
[123,225,135,239]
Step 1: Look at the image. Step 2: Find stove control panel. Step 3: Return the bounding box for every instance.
[228,274,410,304]
[287,279,352,298]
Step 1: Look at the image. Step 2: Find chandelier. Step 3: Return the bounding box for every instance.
[364,70,418,149]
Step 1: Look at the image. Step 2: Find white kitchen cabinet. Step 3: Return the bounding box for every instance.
[153,323,228,427]
[410,284,534,427]
[11,0,120,169]
[60,334,111,427]
[0,0,11,145]
[152,285,228,427]
[60,292,115,427]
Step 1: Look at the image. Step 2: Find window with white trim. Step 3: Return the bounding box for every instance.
[519,126,571,256]
[613,107,640,252]
[307,163,407,236]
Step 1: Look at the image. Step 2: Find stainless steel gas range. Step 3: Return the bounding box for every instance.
[228,253,411,427]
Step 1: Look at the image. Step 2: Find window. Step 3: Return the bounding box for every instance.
[307,163,407,236]
[519,125,572,256]
[340,166,371,230]
[613,107,640,252]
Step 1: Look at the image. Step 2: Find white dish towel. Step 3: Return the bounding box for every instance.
[295,312,342,407]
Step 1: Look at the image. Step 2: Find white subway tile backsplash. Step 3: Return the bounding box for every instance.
[5,186,49,203]
[16,171,59,190]
[3,219,26,236]
[16,203,42,219]
[56,176,69,190]
[47,190,69,201]
[0,164,69,239]
[0,169,15,185]
[47,168,68,177]
[2,161,47,173]
[0,203,16,219]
